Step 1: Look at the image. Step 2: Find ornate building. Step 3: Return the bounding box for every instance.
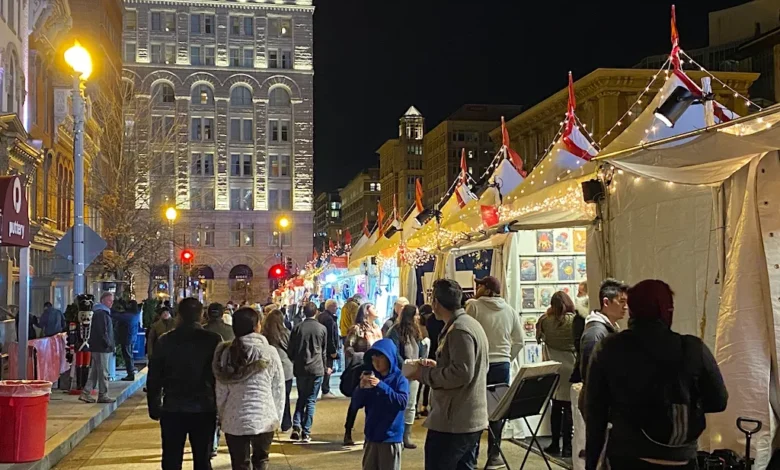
[124,0,315,303]
[378,106,424,218]
[339,168,379,242]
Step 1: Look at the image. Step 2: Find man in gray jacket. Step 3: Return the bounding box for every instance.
[80,292,116,404]
[413,279,489,470]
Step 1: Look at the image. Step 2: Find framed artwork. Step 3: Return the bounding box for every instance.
[520,258,537,282]
[524,342,542,364]
[536,230,554,253]
[538,286,555,308]
[575,256,587,281]
[538,257,557,281]
[521,287,537,309]
[521,315,538,340]
[553,229,572,252]
[558,257,575,281]
[573,228,587,253]
[556,284,573,298]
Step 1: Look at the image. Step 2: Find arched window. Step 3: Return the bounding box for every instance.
[7,53,16,113]
[269,87,290,107]
[191,84,214,105]
[154,83,175,103]
[230,85,252,106]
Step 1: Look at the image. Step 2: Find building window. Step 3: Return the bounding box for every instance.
[230,16,241,35]
[269,155,290,177]
[243,48,253,68]
[268,189,291,210]
[190,13,201,33]
[230,154,253,177]
[193,224,215,247]
[190,187,215,210]
[150,44,162,63]
[164,12,176,32]
[269,88,290,106]
[269,120,290,142]
[190,46,201,65]
[230,188,253,211]
[164,45,175,64]
[151,115,175,140]
[154,83,175,103]
[268,50,278,69]
[191,152,214,176]
[230,86,253,106]
[230,118,253,142]
[190,118,214,141]
[269,230,290,247]
[204,47,215,65]
[124,42,136,62]
[151,151,175,175]
[204,15,214,33]
[244,17,254,36]
[330,210,339,218]
[269,18,292,38]
[191,85,213,105]
[281,50,292,69]
[125,10,137,31]
[229,48,240,67]
[150,11,162,31]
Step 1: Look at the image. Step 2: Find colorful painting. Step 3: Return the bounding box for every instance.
[539,286,555,308]
[538,257,557,281]
[573,228,587,253]
[556,285,573,297]
[558,258,575,281]
[536,230,554,253]
[520,258,537,282]
[575,256,587,280]
[521,287,537,309]
[554,229,571,252]
[524,342,542,364]
[521,315,538,340]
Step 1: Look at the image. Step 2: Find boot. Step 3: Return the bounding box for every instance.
[403,424,417,449]
[343,429,355,446]
[543,400,562,455]
[562,401,574,458]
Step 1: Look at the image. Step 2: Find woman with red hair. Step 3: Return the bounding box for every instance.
[584,279,728,470]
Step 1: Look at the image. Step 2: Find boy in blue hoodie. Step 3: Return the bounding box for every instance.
[349,338,409,470]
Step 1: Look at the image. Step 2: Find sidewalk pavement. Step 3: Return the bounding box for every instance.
[0,367,148,470]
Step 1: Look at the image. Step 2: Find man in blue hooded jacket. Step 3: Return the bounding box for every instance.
[349,338,409,470]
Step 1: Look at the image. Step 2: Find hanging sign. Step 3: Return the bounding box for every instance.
[0,175,29,247]
[330,256,348,269]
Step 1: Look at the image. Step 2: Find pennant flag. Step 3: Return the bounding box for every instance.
[362,214,370,237]
[313,249,318,260]
[670,5,682,70]
[415,178,424,212]
[392,194,399,223]
[455,181,477,209]
[344,230,352,246]
[501,116,526,176]
[561,73,598,161]
[377,201,386,232]
[328,240,334,251]
[460,149,468,184]
[480,205,500,227]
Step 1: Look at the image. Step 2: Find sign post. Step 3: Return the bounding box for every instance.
[0,175,32,379]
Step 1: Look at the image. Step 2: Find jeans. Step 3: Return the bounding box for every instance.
[120,343,134,378]
[282,379,293,431]
[424,429,482,470]
[213,424,221,453]
[486,362,510,458]
[322,358,334,394]
[160,411,217,470]
[293,375,323,435]
[225,432,273,470]
[404,380,419,425]
[82,352,111,397]
[608,457,696,470]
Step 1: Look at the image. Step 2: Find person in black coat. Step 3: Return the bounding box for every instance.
[317,299,340,397]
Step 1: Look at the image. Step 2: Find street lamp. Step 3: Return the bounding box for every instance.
[165,207,177,302]
[64,40,92,295]
[276,216,291,277]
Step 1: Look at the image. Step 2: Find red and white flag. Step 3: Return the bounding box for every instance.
[501,117,526,177]
[377,201,386,232]
[362,214,370,238]
[415,179,424,212]
[455,148,476,208]
[344,230,352,246]
[561,72,598,161]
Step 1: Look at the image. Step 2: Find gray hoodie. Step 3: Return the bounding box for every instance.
[465,296,523,364]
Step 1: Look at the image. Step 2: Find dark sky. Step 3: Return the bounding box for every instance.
[312,0,748,193]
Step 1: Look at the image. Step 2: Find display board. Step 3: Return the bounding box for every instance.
[516,228,587,364]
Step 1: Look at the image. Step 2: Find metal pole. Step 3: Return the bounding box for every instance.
[17,246,30,379]
[72,76,86,295]
[168,221,175,303]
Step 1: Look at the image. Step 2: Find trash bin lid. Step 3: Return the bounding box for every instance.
[0,380,52,397]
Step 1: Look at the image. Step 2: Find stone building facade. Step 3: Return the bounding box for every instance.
[123,0,314,304]
[378,106,424,218]
[339,168,380,241]
[313,190,341,252]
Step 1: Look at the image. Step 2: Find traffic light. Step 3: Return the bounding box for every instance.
[180,249,194,264]
[268,264,285,279]
[285,256,294,274]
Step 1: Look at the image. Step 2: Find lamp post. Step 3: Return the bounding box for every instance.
[64,41,92,296]
[276,216,290,276]
[165,207,177,302]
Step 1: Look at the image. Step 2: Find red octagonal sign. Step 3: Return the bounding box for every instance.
[0,175,30,247]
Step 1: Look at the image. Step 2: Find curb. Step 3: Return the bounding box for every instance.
[1,368,148,470]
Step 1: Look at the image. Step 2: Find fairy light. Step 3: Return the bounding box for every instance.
[680,51,762,111]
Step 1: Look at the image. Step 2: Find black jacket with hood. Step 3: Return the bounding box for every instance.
[577,311,618,383]
[584,318,728,470]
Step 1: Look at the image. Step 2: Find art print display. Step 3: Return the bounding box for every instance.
[536,230,554,253]
[573,228,587,253]
[538,257,557,281]
[575,256,587,280]
[520,258,537,282]
[521,315,538,340]
[538,286,555,308]
[524,342,542,364]
[557,257,575,281]
[554,229,571,252]
[556,284,573,297]
[521,287,537,309]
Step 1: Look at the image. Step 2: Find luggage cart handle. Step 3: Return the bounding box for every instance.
[737,417,762,435]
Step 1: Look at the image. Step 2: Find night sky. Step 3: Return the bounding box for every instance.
[312,0,748,193]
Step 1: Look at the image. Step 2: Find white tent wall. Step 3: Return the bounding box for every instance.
[399,263,418,305]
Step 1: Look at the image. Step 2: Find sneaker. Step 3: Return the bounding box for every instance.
[543,443,561,455]
[97,396,116,404]
[290,428,301,441]
[343,430,355,446]
[121,376,135,382]
[301,433,311,443]
[78,393,96,404]
[210,449,218,458]
[419,409,429,417]
[320,392,337,399]
[485,454,507,470]
[562,446,572,458]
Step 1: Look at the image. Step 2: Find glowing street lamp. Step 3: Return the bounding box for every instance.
[165,207,177,301]
[64,40,92,296]
[277,216,290,229]
[165,207,178,222]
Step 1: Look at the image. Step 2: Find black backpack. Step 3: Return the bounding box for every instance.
[340,354,365,398]
[638,335,706,448]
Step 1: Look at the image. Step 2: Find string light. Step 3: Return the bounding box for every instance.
[680,51,762,111]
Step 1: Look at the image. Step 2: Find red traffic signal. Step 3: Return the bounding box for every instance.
[180,249,194,264]
[268,263,285,279]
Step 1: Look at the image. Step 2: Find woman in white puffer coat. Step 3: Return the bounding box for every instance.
[213,307,285,470]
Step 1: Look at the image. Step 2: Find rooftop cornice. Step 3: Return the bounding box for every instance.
[123,0,314,13]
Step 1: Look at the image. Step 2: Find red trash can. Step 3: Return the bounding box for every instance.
[0,380,53,463]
